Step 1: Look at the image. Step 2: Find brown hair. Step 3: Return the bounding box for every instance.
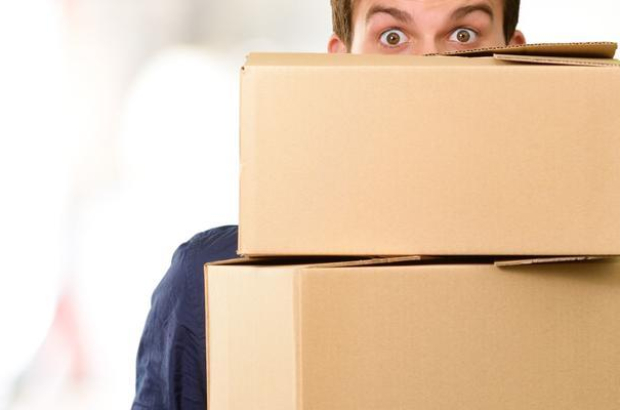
[330,0,521,49]
[503,0,521,44]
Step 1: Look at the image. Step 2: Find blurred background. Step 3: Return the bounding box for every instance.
[0,0,618,408]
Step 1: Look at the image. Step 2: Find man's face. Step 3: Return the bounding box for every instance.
[329,0,525,55]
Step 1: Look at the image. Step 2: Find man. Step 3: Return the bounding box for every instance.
[131,1,524,408]
[328,0,524,54]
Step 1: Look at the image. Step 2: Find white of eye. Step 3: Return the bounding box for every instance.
[449,28,478,44]
[380,29,409,47]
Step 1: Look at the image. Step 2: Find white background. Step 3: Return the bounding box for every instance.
[0,0,618,408]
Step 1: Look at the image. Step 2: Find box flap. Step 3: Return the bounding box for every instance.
[495,256,610,267]
[314,256,617,269]
[207,257,256,266]
[211,256,441,269]
[244,43,618,68]
[307,255,426,268]
[207,256,368,267]
[209,256,616,269]
[242,52,507,68]
[442,41,617,58]
[494,53,620,67]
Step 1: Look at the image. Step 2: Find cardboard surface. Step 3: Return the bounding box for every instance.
[239,45,620,256]
[494,53,620,67]
[206,257,620,410]
[442,41,617,58]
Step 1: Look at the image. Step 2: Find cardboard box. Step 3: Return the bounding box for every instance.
[205,256,620,410]
[239,42,620,256]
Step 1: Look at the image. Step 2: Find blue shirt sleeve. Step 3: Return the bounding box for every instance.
[132,225,239,410]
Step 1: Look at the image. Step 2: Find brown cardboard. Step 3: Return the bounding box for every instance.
[205,257,620,410]
[239,43,620,256]
[442,41,618,58]
[494,255,607,267]
[494,53,620,67]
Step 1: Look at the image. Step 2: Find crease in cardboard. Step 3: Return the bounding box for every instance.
[204,265,211,410]
[293,272,303,410]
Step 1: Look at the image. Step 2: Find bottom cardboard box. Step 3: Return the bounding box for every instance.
[205,256,620,410]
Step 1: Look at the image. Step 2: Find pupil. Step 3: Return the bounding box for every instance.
[457,30,470,42]
[388,32,400,45]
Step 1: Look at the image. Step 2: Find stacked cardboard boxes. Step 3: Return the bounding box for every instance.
[205,43,620,409]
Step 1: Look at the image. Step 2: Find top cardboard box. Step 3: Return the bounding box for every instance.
[239,42,620,257]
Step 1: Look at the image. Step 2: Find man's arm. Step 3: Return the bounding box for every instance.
[131,225,238,410]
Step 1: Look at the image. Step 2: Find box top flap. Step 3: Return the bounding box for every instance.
[243,52,501,67]
[244,43,618,68]
[207,256,435,269]
[443,41,617,58]
[208,257,256,266]
[307,255,427,268]
[206,256,371,268]
[494,53,620,67]
[495,256,610,268]
[207,256,618,270]
[323,256,618,268]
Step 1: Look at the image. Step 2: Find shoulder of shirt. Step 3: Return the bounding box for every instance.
[172,225,239,265]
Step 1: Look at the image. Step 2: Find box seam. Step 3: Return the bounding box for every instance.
[204,264,211,410]
[294,270,303,410]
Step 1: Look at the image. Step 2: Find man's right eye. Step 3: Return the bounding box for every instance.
[379,29,409,47]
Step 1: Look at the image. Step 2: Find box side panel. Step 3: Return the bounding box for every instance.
[240,63,620,256]
[299,260,620,409]
[238,66,254,255]
[207,265,298,410]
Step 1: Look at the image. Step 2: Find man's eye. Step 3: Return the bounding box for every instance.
[449,28,478,44]
[379,29,409,47]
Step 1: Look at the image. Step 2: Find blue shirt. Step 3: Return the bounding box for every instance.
[132,225,238,410]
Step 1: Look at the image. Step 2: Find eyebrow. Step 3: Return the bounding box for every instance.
[366,5,414,25]
[450,3,495,22]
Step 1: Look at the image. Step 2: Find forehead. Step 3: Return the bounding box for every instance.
[353,0,504,20]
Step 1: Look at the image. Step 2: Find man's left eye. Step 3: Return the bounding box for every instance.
[449,28,478,44]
